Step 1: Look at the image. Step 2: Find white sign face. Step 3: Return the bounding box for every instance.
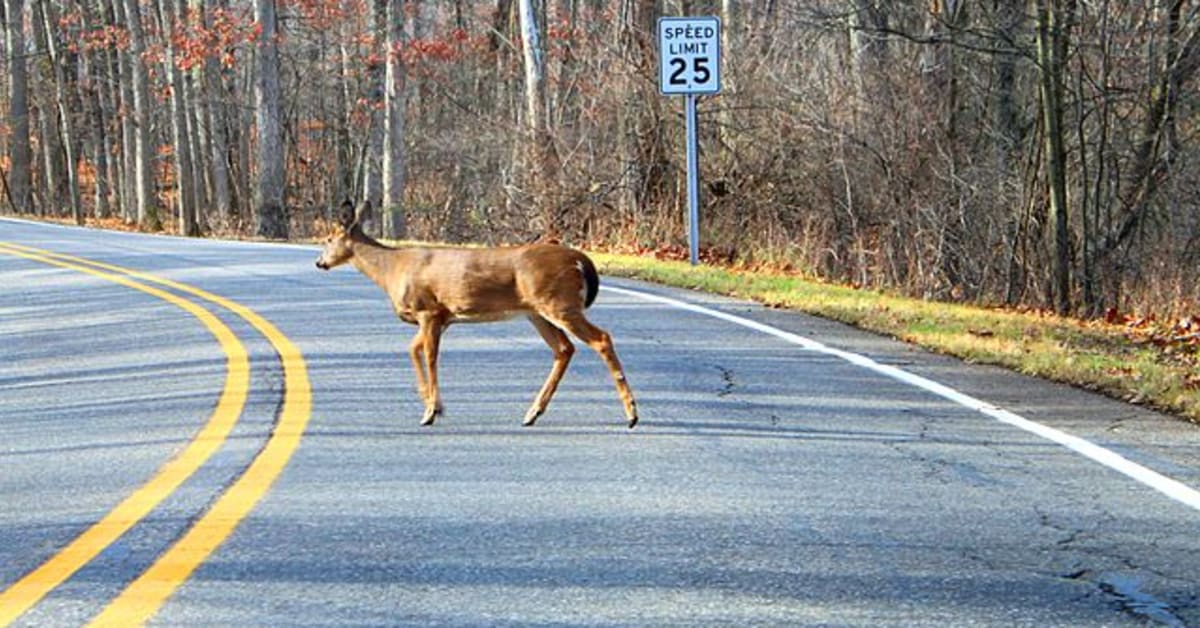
[658,16,721,95]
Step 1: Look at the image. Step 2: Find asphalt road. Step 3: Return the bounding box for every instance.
[2,217,1198,626]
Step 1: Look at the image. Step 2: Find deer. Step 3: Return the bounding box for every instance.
[315,200,639,428]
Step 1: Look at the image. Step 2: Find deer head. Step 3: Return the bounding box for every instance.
[315,200,365,270]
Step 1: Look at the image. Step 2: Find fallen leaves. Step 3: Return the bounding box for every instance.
[1093,310,1200,368]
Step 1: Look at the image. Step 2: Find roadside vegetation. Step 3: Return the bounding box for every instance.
[590,250,1200,425]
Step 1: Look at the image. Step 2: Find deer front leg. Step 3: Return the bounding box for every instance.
[415,314,447,426]
[407,333,434,424]
[524,315,575,426]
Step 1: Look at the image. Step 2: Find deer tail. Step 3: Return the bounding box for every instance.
[579,254,600,308]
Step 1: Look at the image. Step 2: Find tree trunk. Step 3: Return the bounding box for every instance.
[184,1,211,222]
[101,0,126,221]
[1035,0,1073,314]
[43,2,83,223]
[79,0,115,219]
[234,55,255,221]
[30,0,62,215]
[360,0,387,235]
[254,0,288,239]
[112,0,137,223]
[381,0,407,239]
[4,0,33,213]
[161,0,199,236]
[335,42,355,204]
[518,0,556,233]
[203,0,233,225]
[124,0,161,230]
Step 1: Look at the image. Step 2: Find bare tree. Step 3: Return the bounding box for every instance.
[123,0,161,229]
[29,0,62,215]
[161,0,200,235]
[518,0,557,233]
[360,0,386,234]
[382,0,407,239]
[4,0,32,213]
[1035,0,1074,314]
[254,0,287,238]
[203,0,234,225]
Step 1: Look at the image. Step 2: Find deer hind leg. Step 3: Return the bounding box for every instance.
[524,314,576,426]
[552,311,638,428]
[411,315,447,426]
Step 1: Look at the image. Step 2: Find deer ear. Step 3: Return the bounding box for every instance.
[349,200,370,233]
[337,199,356,228]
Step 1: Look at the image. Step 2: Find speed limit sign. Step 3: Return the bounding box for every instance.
[658,16,721,265]
[658,16,721,95]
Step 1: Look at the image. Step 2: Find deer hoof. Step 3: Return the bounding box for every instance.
[522,408,542,427]
[627,415,639,429]
[421,406,442,426]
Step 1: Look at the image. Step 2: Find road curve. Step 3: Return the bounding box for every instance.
[2,217,1198,626]
[0,242,252,624]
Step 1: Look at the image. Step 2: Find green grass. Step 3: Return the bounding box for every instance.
[590,251,1200,424]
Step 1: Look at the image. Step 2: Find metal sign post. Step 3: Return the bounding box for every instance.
[658,16,721,266]
[685,94,700,266]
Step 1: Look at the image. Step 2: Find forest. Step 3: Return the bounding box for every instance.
[2,0,1199,318]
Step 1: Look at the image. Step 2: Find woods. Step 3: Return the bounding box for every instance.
[2,0,1198,318]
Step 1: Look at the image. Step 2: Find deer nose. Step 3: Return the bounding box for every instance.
[315,260,328,270]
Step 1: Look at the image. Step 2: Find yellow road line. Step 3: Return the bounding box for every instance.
[0,244,250,626]
[0,243,313,627]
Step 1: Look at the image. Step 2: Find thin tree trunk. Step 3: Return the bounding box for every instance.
[360,0,386,234]
[235,59,254,221]
[31,0,63,215]
[124,0,161,229]
[1035,0,1073,314]
[78,0,112,219]
[4,0,33,213]
[40,1,83,224]
[98,0,125,220]
[113,0,138,223]
[254,0,288,239]
[203,0,233,225]
[161,0,199,235]
[518,0,556,233]
[183,1,211,223]
[336,41,355,205]
[382,0,407,239]
[333,38,355,206]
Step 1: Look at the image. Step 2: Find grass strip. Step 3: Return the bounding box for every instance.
[591,252,1200,424]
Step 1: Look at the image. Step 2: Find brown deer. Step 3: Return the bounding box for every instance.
[315,200,638,428]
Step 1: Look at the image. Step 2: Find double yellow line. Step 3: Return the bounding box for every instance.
[0,242,312,626]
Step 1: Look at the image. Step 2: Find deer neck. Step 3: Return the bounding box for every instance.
[348,237,402,292]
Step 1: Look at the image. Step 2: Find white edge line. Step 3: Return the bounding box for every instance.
[601,284,1200,513]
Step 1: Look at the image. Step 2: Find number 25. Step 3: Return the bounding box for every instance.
[669,57,711,85]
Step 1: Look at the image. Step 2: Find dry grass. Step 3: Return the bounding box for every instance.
[590,251,1200,424]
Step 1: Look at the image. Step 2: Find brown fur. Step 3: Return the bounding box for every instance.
[316,200,638,428]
